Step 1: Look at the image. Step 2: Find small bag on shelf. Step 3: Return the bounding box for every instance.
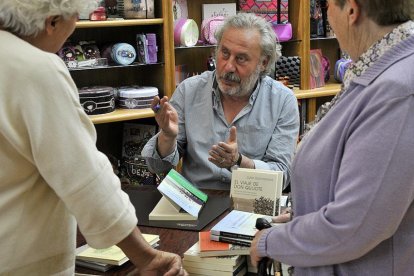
[275,56,301,88]
[200,16,225,45]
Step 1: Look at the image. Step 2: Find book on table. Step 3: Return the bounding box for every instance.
[183,242,245,266]
[209,234,252,247]
[230,168,284,216]
[210,209,273,242]
[76,233,159,269]
[199,231,250,257]
[183,242,247,276]
[149,169,208,221]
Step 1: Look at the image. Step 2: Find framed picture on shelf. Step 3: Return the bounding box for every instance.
[202,3,237,20]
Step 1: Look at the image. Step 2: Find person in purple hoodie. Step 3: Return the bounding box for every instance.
[250,0,414,275]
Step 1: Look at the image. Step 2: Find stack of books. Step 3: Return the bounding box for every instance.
[210,209,274,247]
[183,242,247,276]
[75,233,160,272]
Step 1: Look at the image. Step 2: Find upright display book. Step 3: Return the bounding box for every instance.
[154,169,208,219]
[202,3,237,20]
[199,231,249,257]
[230,168,283,216]
[210,210,272,241]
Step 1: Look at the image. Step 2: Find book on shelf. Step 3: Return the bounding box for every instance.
[150,169,208,221]
[198,231,249,257]
[210,209,273,241]
[183,242,244,266]
[230,168,283,216]
[210,234,252,247]
[76,233,159,266]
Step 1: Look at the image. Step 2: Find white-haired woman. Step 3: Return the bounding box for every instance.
[0,1,187,275]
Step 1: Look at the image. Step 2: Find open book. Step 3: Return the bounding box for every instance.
[149,169,208,221]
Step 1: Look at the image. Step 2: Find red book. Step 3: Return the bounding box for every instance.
[198,231,249,257]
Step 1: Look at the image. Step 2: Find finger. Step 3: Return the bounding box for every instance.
[272,213,291,223]
[228,126,237,143]
[151,96,161,112]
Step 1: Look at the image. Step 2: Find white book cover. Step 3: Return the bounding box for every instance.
[210,210,273,240]
[149,195,197,221]
[230,168,283,216]
[156,169,208,218]
[202,3,237,20]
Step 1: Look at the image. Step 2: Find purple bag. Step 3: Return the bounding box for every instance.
[272,22,292,42]
[201,16,225,45]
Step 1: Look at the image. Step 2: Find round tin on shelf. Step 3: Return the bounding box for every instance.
[117,86,159,109]
[78,86,116,115]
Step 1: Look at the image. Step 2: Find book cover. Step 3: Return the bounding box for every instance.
[210,234,252,247]
[149,195,197,221]
[76,234,159,266]
[202,3,237,20]
[309,49,326,89]
[156,169,208,218]
[230,168,283,216]
[183,242,243,266]
[210,210,272,240]
[199,231,249,257]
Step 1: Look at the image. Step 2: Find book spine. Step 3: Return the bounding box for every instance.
[211,235,251,247]
[210,229,254,241]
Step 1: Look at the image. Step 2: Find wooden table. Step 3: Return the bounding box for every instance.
[75,188,230,275]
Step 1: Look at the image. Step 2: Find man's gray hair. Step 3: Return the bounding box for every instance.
[0,0,98,36]
[215,13,282,77]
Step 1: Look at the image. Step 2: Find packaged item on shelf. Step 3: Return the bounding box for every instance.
[113,43,136,65]
[79,41,101,60]
[173,18,199,47]
[57,42,77,63]
[275,56,301,88]
[136,34,149,64]
[146,33,158,64]
[117,0,154,19]
[272,22,292,42]
[78,86,116,115]
[200,16,225,45]
[238,0,289,23]
[334,58,352,83]
[309,49,325,89]
[89,6,107,21]
[116,85,158,109]
[172,0,188,21]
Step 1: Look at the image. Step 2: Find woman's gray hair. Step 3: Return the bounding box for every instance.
[0,0,98,37]
[215,13,282,77]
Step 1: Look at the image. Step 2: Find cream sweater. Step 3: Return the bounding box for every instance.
[0,31,137,275]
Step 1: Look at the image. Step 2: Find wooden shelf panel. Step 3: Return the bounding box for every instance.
[294,82,341,99]
[76,19,163,28]
[90,109,155,124]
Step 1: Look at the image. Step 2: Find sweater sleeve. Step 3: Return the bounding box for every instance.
[16,54,137,248]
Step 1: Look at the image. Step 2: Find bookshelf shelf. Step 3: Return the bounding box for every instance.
[89,108,155,124]
[294,82,341,99]
[75,19,164,28]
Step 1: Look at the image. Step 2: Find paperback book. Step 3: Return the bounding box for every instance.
[210,234,252,247]
[230,168,283,216]
[151,169,208,220]
[183,242,244,266]
[76,233,159,267]
[210,209,273,241]
[199,231,249,257]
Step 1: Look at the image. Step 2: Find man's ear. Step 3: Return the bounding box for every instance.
[347,0,361,25]
[45,16,60,35]
[261,57,269,72]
